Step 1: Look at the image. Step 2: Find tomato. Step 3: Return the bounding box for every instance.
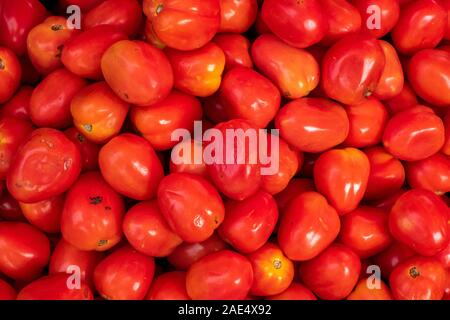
[314,148,370,214]
[213,34,253,71]
[49,238,103,289]
[390,257,447,300]
[61,172,125,251]
[389,189,449,256]
[29,69,87,129]
[59,0,106,11]
[0,86,32,119]
[26,16,79,75]
[6,128,81,203]
[17,273,93,300]
[0,192,25,221]
[374,40,404,100]
[146,271,190,300]
[443,111,450,155]
[267,283,317,300]
[384,82,418,115]
[382,106,445,161]
[252,34,319,99]
[101,40,173,106]
[99,134,164,200]
[321,35,386,105]
[408,49,450,107]
[363,146,405,201]
[202,93,229,124]
[0,222,50,280]
[83,0,142,37]
[391,0,447,54]
[0,47,21,104]
[261,0,327,48]
[343,98,388,148]
[405,153,450,194]
[170,139,208,178]
[158,173,225,243]
[218,190,278,253]
[19,194,64,234]
[0,0,48,56]
[219,0,258,33]
[0,116,34,180]
[274,178,316,212]
[353,0,400,38]
[123,200,182,257]
[300,244,361,300]
[64,128,100,172]
[373,241,416,279]
[435,241,450,268]
[186,250,253,300]
[347,278,393,300]
[61,25,128,80]
[0,278,16,300]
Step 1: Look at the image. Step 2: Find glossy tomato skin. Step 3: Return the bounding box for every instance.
[71,82,129,144]
[158,173,225,243]
[123,200,182,257]
[0,47,22,104]
[19,194,64,234]
[389,189,449,256]
[213,34,253,71]
[6,128,82,203]
[314,148,370,214]
[353,0,400,38]
[99,134,164,200]
[391,0,447,54]
[347,278,393,300]
[435,241,450,268]
[94,245,155,300]
[29,69,87,129]
[18,273,93,300]
[261,0,327,48]
[374,40,404,100]
[382,106,445,161]
[300,244,361,300]
[61,25,128,80]
[373,242,416,279]
[405,153,450,194]
[267,283,317,300]
[0,86,32,119]
[61,172,125,251]
[321,35,386,105]
[218,190,278,253]
[101,40,173,106]
[252,34,320,99]
[169,139,208,178]
[278,192,340,261]
[146,271,190,300]
[64,128,100,172]
[0,278,16,300]
[186,250,253,300]
[0,222,50,280]
[219,0,258,33]
[390,257,447,300]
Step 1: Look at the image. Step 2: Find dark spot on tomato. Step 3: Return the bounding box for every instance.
[123,93,129,99]
[0,59,4,70]
[76,133,85,142]
[105,206,112,211]
[55,45,64,58]
[89,196,103,205]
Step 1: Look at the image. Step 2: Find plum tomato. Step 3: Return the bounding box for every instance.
[274,178,316,212]
[213,34,253,71]
[219,0,258,33]
[0,47,22,104]
[374,40,404,100]
[19,194,65,234]
[169,139,208,178]
[373,241,416,279]
[0,278,16,300]
[353,0,400,38]
[0,86,33,119]
[444,111,450,156]
[347,278,393,300]
[267,283,317,300]
[64,128,100,172]
[384,82,418,115]
[146,271,190,300]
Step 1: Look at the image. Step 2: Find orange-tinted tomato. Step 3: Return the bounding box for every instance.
[19,194,64,234]
[0,47,21,104]
[353,0,400,38]
[347,278,393,300]
[321,0,362,45]
[374,40,404,100]
[146,271,190,300]
[219,0,258,33]
[213,34,253,71]
[267,283,317,300]
[405,153,450,194]
[64,128,99,172]
[0,278,16,300]
[0,86,32,119]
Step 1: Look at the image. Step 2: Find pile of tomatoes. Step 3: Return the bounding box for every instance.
[0,0,449,301]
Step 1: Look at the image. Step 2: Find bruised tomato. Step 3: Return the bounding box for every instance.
[19,194,64,234]
[0,47,22,104]
[64,128,100,172]
[146,271,190,300]
[374,40,404,100]
[213,34,253,71]
[219,0,258,33]
[353,0,400,38]
[267,283,317,300]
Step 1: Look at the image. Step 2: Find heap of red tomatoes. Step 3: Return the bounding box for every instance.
[0,0,449,301]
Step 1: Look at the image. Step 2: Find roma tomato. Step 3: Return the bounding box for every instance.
[6,128,82,203]
[19,194,65,234]
[219,0,258,33]
[353,0,400,38]
[0,86,32,119]
[321,35,385,105]
[278,192,340,261]
[374,40,404,100]
[213,34,253,71]
[218,190,278,253]
[261,0,327,48]
[61,172,125,251]
[123,200,182,257]
[405,153,450,194]
[64,128,100,172]
[71,82,129,144]
[299,244,361,300]
[443,111,450,155]
[146,272,190,300]
[314,148,370,214]
[99,134,164,200]
[267,283,317,300]
[0,222,50,280]
[274,178,316,212]
[373,241,416,279]
[347,278,392,300]
[61,25,128,80]
[94,245,155,300]
[384,82,418,115]
[29,69,87,129]
[0,278,16,300]
[169,139,208,178]
[0,47,21,103]
[158,173,225,243]
[101,40,173,106]
[389,189,449,256]
[186,250,253,300]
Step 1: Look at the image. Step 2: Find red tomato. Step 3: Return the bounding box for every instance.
[144,0,220,51]
[158,173,225,243]
[374,40,404,100]
[186,250,253,300]
[0,47,21,103]
[0,278,16,300]
[6,128,82,203]
[443,111,450,155]
[219,0,258,33]
[61,25,128,80]
[123,200,182,257]
[384,82,418,115]
[321,35,386,105]
[390,257,447,300]
[389,189,449,256]
[261,0,327,48]
[434,241,450,268]
[274,178,316,212]
[0,222,50,280]
[169,139,208,178]
[353,0,400,38]
[61,171,125,251]
[391,0,447,54]
[267,283,317,300]
[373,241,416,279]
[146,271,190,300]
[59,0,106,11]
[29,69,87,129]
[94,245,155,300]
[0,86,32,119]
[0,191,25,221]
[19,195,64,234]
[347,278,393,300]
[405,153,450,194]
[18,273,93,300]
[64,127,100,172]
[382,106,445,161]
[99,134,164,200]
[300,244,361,300]
[314,148,370,214]
[218,190,278,253]
[101,40,173,106]
[213,34,253,71]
